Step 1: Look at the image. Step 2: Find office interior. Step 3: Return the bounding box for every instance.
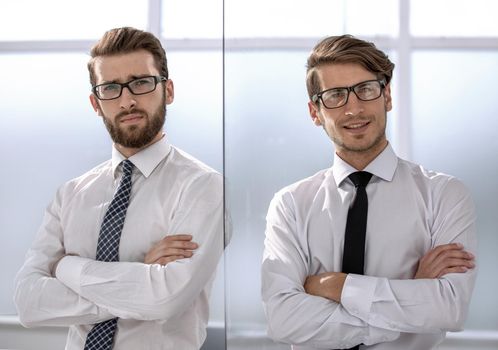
[0,0,497,349]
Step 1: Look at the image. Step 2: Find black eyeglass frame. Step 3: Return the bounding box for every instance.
[92,75,167,101]
[311,79,387,109]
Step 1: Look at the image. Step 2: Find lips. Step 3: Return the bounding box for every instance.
[119,113,144,123]
[344,121,370,130]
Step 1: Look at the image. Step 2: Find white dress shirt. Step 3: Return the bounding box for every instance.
[262,144,477,350]
[14,136,223,350]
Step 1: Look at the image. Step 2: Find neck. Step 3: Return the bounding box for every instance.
[336,140,388,171]
[116,132,164,158]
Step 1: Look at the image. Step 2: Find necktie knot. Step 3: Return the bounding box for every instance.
[348,171,372,188]
[121,160,134,177]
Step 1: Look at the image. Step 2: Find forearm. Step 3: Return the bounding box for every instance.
[14,268,113,327]
[55,195,223,322]
[262,261,399,347]
[341,270,476,333]
[14,191,114,327]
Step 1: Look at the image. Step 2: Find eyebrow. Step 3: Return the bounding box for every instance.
[322,79,379,91]
[99,74,155,85]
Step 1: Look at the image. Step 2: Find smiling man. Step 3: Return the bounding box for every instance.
[14,27,223,350]
[261,35,477,349]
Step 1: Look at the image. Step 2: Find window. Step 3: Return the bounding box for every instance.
[0,0,148,41]
[1,1,497,348]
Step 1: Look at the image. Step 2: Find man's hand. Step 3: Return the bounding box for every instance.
[304,272,347,303]
[144,234,198,265]
[415,243,475,279]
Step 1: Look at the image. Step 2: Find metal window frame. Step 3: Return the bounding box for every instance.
[1,0,498,159]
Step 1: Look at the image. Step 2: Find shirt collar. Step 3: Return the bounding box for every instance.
[111,134,172,178]
[332,143,398,186]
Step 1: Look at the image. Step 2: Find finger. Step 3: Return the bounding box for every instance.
[438,248,474,260]
[162,236,198,249]
[154,240,198,251]
[163,234,194,242]
[146,248,194,263]
[431,243,464,258]
[434,258,475,270]
[419,244,457,266]
[425,256,475,279]
[437,266,470,278]
[422,243,465,266]
[156,255,185,265]
[156,247,194,258]
[432,250,474,268]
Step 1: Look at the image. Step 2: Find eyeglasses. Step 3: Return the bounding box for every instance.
[92,75,167,100]
[311,79,386,109]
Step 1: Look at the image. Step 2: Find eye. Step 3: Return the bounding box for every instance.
[134,79,150,86]
[356,83,375,94]
[132,78,154,87]
[324,89,347,100]
[102,83,120,92]
[355,81,380,96]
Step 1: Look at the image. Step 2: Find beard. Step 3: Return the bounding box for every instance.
[101,96,166,149]
[331,122,386,153]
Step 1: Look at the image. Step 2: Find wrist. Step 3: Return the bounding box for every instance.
[329,272,347,302]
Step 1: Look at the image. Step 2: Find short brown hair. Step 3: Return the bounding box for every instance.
[88,27,168,86]
[306,35,395,100]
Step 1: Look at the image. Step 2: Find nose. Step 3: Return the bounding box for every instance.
[119,86,137,110]
[343,91,364,116]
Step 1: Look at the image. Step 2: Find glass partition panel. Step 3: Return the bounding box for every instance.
[411,50,498,330]
[224,0,398,38]
[0,48,224,346]
[1,2,224,350]
[224,49,334,349]
[0,0,148,41]
[224,1,399,347]
[411,0,498,37]
[0,53,107,315]
[162,2,225,350]
[162,0,222,39]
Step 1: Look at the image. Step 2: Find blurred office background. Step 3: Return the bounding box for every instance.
[1,0,497,349]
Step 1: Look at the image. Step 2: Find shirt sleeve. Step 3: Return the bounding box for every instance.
[14,186,114,327]
[55,172,224,321]
[261,191,400,349]
[341,178,477,333]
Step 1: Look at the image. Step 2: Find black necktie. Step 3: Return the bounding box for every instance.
[342,171,372,275]
[340,171,372,350]
[84,160,134,350]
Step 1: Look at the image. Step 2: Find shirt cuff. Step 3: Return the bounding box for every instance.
[341,273,377,322]
[55,255,91,295]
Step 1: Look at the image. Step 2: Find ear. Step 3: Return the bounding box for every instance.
[89,94,103,116]
[165,79,174,105]
[308,100,323,126]
[383,83,392,112]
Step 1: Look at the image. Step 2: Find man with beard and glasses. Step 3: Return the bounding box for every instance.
[14,27,223,350]
[261,35,477,349]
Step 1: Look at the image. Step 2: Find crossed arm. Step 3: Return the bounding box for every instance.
[304,243,475,303]
[14,173,223,327]
[262,183,477,348]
